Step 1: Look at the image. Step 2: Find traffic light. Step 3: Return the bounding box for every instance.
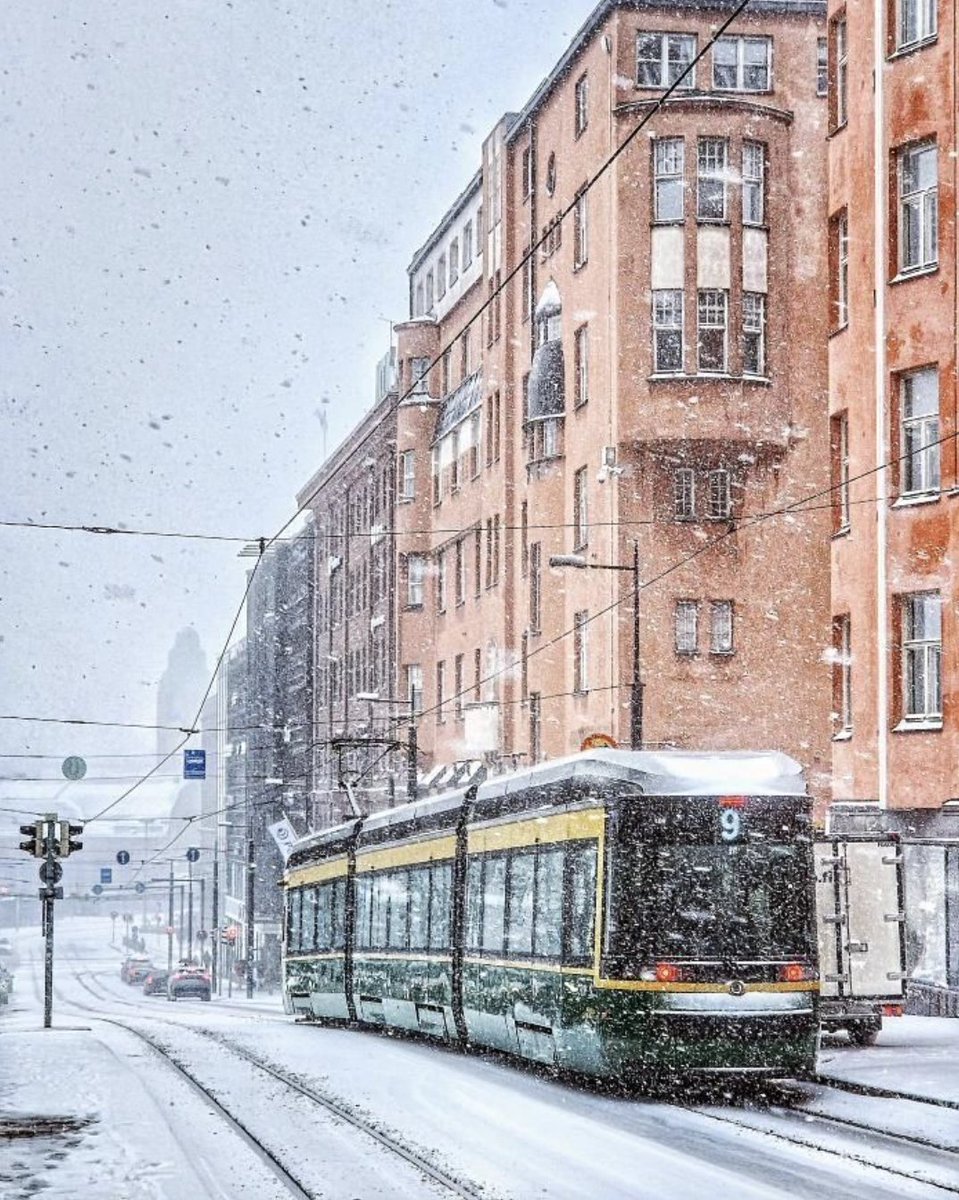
[58,822,83,857]
[19,822,41,857]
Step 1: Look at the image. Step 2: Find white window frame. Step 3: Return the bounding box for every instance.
[837,411,851,530]
[574,325,589,407]
[900,368,940,495]
[652,289,684,374]
[837,614,853,731]
[898,0,937,50]
[902,592,941,721]
[573,466,589,550]
[697,289,728,374]
[654,138,685,223]
[573,610,589,693]
[411,356,430,395]
[899,142,939,273]
[462,220,473,267]
[449,238,459,285]
[837,212,849,327]
[436,549,447,611]
[742,142,765,226]
[398,450,415,501]
[835,17,848,127]
[407,555,425,607]
[437,254,447,299]
[675,600,699,655]
[817,37,828,96]
[674,468,695,520]
[425,270,435,309]
[636,31,696,89]
[697,138,728,222]
[710,600,734,655]
[573,188,588,269]
[713,35,772,92]
[707,468,732,519]
[742,292,766,376]
[574,73,589,136]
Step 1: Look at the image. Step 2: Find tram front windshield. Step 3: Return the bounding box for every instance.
[605,796,814,969]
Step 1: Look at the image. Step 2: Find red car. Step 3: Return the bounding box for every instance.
[167,965,211,1001]
[120,957,153,985]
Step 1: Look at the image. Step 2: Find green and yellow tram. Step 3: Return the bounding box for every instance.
[283,750,819,1078]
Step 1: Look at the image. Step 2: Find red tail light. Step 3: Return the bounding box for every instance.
[655,962,684,983]
[881,1004,904,1018]
[778,962,815,983]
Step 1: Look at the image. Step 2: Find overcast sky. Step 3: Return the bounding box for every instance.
[0,0,596,776]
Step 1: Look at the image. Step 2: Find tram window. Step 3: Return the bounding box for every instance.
[316,883,332,951]
[388,870,410,950]
[289,889,302,952]
[466,858,484,951]
[566,843,597,962]
[507,852,535,955]
[302,888,318,953]
[371,873,389,948]
[481,856,507,953]
[331,878,346,950]
[534,849,564,958]
[429,862,452,951]
[409,867,430,951]
[356,874,373,950]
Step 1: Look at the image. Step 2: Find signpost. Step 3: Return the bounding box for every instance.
[183,749,206,780]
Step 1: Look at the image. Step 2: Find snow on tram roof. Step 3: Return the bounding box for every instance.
[289,749,805,859]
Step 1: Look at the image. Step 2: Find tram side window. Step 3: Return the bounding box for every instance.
[289,889,302,952]
[387,869,410,950]
[482,856,507,953]
[301,887,318,953]
[534,850,564,958]
[409,867,430,951]
[429,862,452,951]
[466,858,484,951]
[316,882,332,951]
[507,851,535,955]
[331,878,346,950]
[565,842,597,962]
[355,874,373,950]
[371,873,389,947]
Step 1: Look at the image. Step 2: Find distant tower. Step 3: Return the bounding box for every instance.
[156,628,208,757]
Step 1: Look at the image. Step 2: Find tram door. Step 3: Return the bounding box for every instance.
[815,837,907,1003]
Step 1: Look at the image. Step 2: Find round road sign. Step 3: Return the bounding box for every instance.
[62,756,87,781]
[39,860,63,885]
[134,882,146,895]
[116,850,131,866]
[91,884,104,896]
[186,847,200,863]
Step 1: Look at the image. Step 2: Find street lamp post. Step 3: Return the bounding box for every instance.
[549,543,644,749]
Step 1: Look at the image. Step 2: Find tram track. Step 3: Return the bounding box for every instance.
[59,962,487,1200]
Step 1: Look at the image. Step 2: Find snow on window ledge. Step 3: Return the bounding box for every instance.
[893,718,943,734]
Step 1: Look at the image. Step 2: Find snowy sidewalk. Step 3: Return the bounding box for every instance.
[818,1015,959,1106]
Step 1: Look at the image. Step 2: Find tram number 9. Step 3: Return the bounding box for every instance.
[719,808,742,843]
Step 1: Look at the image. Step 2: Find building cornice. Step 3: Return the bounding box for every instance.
[614,92,795,124]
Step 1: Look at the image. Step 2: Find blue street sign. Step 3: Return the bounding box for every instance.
[91,884,103,896]
[116,850,130,866]
[183,749,206,780]
[134,882,146,895]
[186,847,200,863]
[100,867,112,884]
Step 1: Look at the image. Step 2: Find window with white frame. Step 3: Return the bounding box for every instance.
[674,468,695,520]
[573,188,588,268]
[573,610,589,693]
[697,290,728,373]
[898,0,937,49]
[449,238,459,285]
[708,468,732,519]
[637,32,696,88]
[411,356,430,394]
[675,600,699,655]
[817,37,828,95]
[835,613,852,731]
[454,653,465,720]
[398,450,415,500]
[742,292,766,376]
[654,138,685,223]
[407,664,423,714]
[437,255,447,299]
[901,368,940,495]
[573,466,589,550]
[899,142,938,273]
[407,554,425,607]
[710,600,734,654]
[833,411,851,531]
[431,444,441,505]
[835,17,848,127]
[902,592,941,721]
[522,146,533,198]
[574,73,589,135]
[462,220,473,267]
[436,660,446,723]
[713,36,772,92]
[436,549,447,611]
[574,325,589,407]
[455,537,466,606]
[415,282,425,317]
[529,542,542,632]
[653,289,684,373]
[697,138,728,221]
[837,212,849,327]
[425,271,435,309]
[742,142,765,226]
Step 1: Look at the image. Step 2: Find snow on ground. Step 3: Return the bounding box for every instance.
[819,1016,959,1105]
[2,917,957,1200]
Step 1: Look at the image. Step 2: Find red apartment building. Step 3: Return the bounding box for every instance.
[393,0,833,799]
[826,0,959,1010]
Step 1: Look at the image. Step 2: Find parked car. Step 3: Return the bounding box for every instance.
[0,963,12,1006]
[167,965,211,1001]
[120,956,153,984]
[142,969,170,996]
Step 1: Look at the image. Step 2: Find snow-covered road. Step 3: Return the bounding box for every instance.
[2,917,958,1199]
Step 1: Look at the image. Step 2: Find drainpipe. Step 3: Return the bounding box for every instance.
[874,0,889,810]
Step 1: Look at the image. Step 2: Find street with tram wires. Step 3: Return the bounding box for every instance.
[2,917,959,1199]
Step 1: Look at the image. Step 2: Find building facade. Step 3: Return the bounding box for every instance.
[826,0,959,1010]
[391,0,833,801]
